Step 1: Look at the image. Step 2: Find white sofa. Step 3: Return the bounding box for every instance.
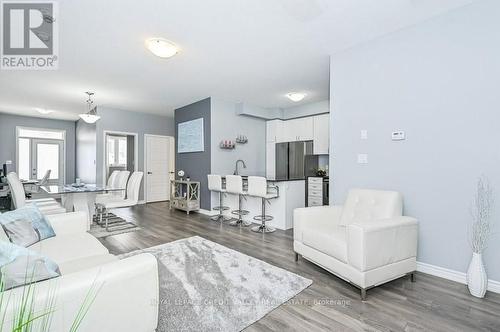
[294,189,418,300]
[0,211,159,332]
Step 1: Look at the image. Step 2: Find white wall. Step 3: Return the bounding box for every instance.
[210,98,266,208]
[282,100,329,119]
[329,0,500,281]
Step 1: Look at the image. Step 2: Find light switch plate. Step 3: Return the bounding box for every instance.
[360,130,368,140]
[392,131,406,141]
[357,154,368,164]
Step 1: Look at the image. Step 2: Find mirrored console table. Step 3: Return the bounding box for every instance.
[169,180,200,214]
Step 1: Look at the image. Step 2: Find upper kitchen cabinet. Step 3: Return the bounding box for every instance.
[283,117,314,142]
[266,119,284,143]
[313,113,330,155]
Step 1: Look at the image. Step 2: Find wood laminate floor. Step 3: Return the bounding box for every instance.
[98,202,500,332]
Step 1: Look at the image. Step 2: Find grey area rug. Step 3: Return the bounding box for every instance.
[120,236,312,332]
[89,213,140,238]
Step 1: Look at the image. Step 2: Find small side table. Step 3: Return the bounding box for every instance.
[169,180,200,214]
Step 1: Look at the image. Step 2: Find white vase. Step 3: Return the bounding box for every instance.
[467,252,488,298]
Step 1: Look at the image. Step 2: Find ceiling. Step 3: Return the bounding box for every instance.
[0,0,476,121]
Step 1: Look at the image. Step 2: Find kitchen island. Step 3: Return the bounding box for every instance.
[211,176,305,230]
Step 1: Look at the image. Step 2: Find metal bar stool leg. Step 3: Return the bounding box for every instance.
[251,198,275,233]
[229,194,251,227]
[210,192,230,222]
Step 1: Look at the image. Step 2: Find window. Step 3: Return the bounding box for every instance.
[18,128,65,140]
[107,136,127,167]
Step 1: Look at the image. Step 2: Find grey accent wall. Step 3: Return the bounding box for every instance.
[0,113,76,182]
[75,119,96,184]
[174,98,211,210]
[95,108,175,200]
[329,0,500,281]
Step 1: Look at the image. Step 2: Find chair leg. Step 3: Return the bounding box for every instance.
[410,272,416,282]
[294,252,299,262]
[360,288,367,301]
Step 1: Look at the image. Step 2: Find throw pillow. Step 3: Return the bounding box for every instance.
[0,205,56,246]
[0,242,61,290]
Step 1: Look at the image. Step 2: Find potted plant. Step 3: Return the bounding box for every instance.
[467,176,493,298]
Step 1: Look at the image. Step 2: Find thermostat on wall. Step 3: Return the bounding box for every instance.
[391,131,406,141]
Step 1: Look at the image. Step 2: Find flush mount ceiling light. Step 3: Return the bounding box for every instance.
[78,92,100,124]
[286,92,307,102]
[145,38,179,58]
[36,108,54,115]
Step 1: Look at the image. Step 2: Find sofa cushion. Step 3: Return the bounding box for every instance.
[302,220,347,263]
[28,233,109,265]
[0,241,61,290]
[58,254,118,275]
[0,205,56,245]
[339,189,403,226]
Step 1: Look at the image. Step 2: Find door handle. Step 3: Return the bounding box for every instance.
[148,172,153,175]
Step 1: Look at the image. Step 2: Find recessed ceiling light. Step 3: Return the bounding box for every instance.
[145,38,179,58]
[36,108,54,114]
[286,92,307,102]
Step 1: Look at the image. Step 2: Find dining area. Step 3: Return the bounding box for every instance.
[1,169,144,233]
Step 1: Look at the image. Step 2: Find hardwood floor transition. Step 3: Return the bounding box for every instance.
[97,202,500,332]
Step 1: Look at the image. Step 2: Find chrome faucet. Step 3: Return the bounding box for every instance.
[234,159,247,175]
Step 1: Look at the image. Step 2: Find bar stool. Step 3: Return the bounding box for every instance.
[207,174,230,222]
[225,175,251,227]
[248,176,278,233]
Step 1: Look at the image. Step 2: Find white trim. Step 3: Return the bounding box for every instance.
[138,200,146,205]
[143,134,175,203]
[15,126,67,185]
[102,130,138,184]
[417,261,500,294]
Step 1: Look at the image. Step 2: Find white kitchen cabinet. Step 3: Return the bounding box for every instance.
[284,117,314,142]
[266,142,276,180]
[266,120,284,143]
[313,113,330,155]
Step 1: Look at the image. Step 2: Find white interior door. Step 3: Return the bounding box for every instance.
[145,135,172,202]
[31,139,64,185]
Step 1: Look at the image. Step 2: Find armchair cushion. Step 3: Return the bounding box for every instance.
[347,216,418,272]
[294,205,343,242]
[302,221,347,263]
[339,189,403,226]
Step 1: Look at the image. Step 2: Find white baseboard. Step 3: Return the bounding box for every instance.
[138,200,146,205]
[417,261,500,294]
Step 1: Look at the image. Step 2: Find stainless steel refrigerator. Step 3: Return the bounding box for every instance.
[275,141,318,181]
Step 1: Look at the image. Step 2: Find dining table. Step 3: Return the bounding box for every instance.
[41,184,126,227]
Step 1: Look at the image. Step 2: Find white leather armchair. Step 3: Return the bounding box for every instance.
[294,189,418,300]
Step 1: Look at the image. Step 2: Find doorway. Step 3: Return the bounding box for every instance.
[16,127,66,185]
[103,131,138,184]
[144,135,174,203]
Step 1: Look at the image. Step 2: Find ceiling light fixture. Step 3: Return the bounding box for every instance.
[78,92,101,124]
[145,38,179,58]
[286,92,307,102]
[36,108,54,115]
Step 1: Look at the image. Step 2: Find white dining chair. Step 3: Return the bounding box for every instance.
[6,172,66,215]
[95,170,121,205]
[96,171,143,231]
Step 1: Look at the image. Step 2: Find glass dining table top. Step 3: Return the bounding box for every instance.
[41,184,125,194]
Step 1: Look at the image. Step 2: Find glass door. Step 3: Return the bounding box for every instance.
[31,139,64,185]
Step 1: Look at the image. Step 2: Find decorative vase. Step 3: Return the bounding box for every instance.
[467,252,488,298]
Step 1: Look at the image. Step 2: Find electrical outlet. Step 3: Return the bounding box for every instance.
[391,131,405,141]
[360,130,368,140]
